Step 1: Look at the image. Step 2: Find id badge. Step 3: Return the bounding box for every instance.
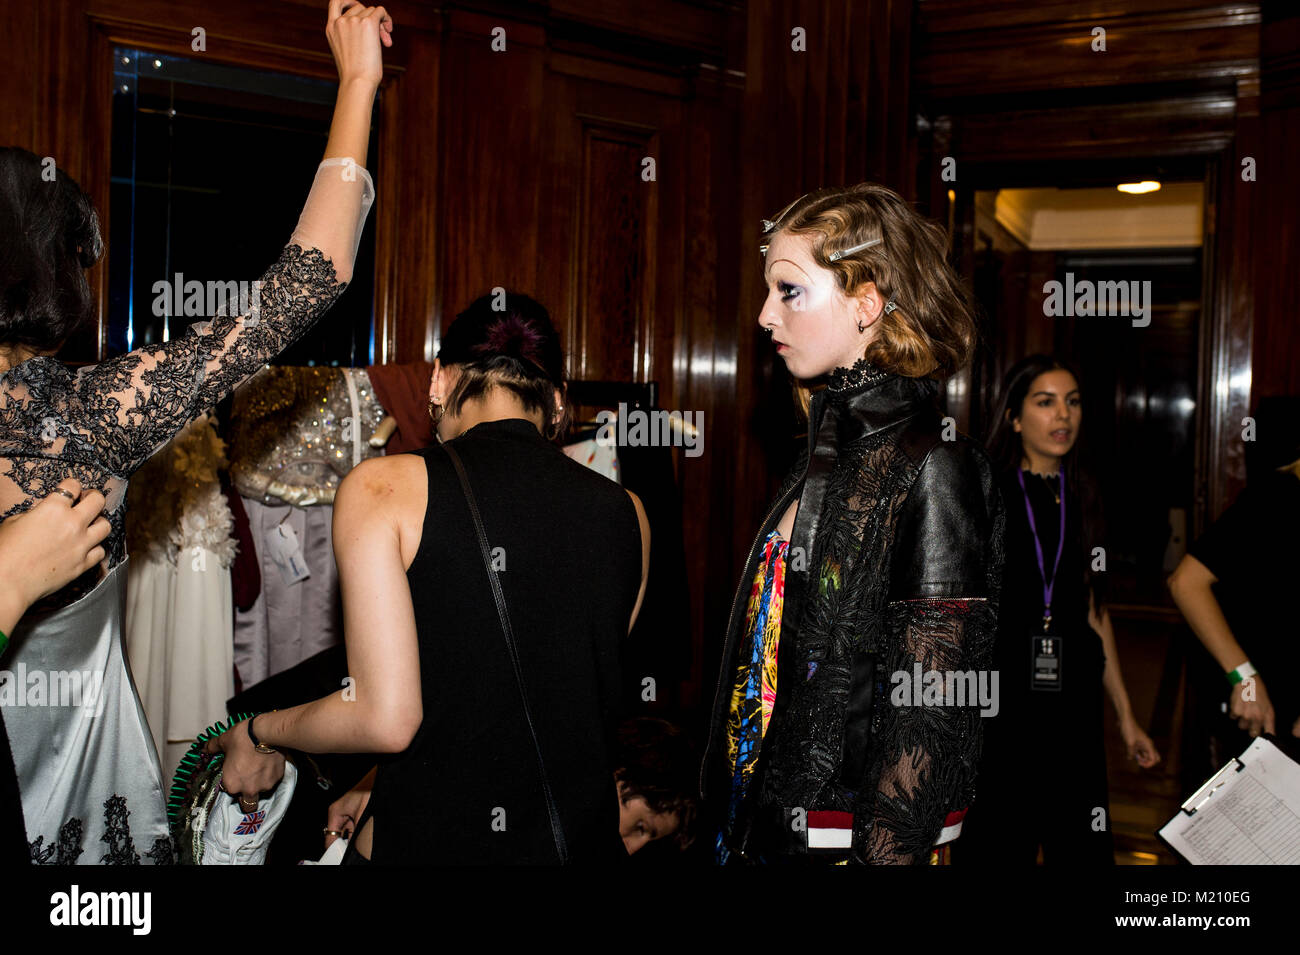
[1031,634,1062,691]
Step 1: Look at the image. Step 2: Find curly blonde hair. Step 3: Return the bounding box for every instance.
[762,183,976,380]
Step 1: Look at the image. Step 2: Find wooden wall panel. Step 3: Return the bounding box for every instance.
[574,125,654,383]
[431,12,547,351]
[1249,3,1300,403]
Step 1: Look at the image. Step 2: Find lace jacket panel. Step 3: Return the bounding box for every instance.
[755,391,1005,865]
[0,159,373,606]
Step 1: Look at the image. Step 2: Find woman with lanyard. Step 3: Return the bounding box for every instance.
[955,355,1159,865]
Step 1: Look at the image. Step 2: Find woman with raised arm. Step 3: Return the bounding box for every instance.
[0,0,390,864]
[702,184,1005,865]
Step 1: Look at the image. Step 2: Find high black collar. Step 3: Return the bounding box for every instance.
[810,368,940,449]
[455,417,549,443]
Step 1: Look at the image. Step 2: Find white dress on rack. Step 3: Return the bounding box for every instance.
[124,412,239,779]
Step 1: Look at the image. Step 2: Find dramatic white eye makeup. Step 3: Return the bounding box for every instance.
[758,230,873,380]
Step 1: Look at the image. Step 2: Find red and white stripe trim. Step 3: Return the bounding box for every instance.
[805,807,968,851]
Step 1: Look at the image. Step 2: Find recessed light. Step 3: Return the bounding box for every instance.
[1117,181,1161,195]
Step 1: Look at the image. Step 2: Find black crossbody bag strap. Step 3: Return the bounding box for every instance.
[443,443,570,864]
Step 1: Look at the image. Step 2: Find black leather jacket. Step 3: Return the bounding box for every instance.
[702,362,1005,863]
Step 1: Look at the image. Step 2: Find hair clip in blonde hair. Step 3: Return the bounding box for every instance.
[883,299,898,314]
[828,237,883,262]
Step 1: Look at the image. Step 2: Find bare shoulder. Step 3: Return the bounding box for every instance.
[337,454,426,509]
[334,455,429,565]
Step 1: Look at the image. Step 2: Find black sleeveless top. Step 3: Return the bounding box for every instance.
[359,418,642,864]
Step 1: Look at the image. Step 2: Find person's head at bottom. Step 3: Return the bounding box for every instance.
[614,717,698,856]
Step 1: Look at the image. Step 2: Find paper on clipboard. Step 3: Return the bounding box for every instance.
[1159,736,1300,864]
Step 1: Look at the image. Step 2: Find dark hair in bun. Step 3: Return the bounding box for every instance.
[0,146,103,352]
[437,290,567,438]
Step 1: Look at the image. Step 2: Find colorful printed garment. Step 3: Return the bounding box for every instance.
[716,529,788,863]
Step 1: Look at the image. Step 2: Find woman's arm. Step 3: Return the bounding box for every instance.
[853,441,1002,864]
[1168,552,1275,736]
[1090,596,1160,767]
[626,489,651,633]
[212,455,422,799]
[71,4,390,476]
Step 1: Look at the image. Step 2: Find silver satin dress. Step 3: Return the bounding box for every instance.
[4,558,172,863]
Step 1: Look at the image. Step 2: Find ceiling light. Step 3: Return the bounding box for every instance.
[1117,181,1161,195]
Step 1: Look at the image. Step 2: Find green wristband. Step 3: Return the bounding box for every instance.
[0,629,8,658]
[1226,661,1257,686]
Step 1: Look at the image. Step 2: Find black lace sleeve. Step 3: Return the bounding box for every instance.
[855,597,996,863]
[72,245,346,476]
[851,440,1003,864]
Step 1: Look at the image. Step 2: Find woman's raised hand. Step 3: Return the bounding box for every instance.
[326,1,394,89]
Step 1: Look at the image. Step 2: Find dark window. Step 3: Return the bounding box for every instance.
[109,48,377,367]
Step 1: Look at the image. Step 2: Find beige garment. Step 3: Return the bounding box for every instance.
[124,413,237,777]
[126,552,234,777]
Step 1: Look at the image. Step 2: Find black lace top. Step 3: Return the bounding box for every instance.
[0,158,374,608]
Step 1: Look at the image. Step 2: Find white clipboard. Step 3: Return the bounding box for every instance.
[1158,736,1300,864]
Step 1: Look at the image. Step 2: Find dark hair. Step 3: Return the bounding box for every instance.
[613,718,698,851]
[437,291,567,439]
[0,147,103,351]
[762,182,977,380]
[987,353,1108,614]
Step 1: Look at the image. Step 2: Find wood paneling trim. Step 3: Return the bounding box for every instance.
[944,93,1239,166]
[549,51,690,96]
[918,0,1259,34]
[917,4,1260,98]
[550,0,733,57]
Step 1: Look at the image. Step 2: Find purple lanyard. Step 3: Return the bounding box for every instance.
[1017,468,1066,632]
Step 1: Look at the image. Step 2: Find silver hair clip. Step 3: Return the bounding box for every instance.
[884,300,898,314]
[827,237,883,262]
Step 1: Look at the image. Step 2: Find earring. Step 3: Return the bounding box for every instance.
[428,396,444,426]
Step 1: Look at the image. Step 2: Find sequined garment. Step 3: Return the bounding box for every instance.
[716,530,788,864]
[228,365,387,507]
